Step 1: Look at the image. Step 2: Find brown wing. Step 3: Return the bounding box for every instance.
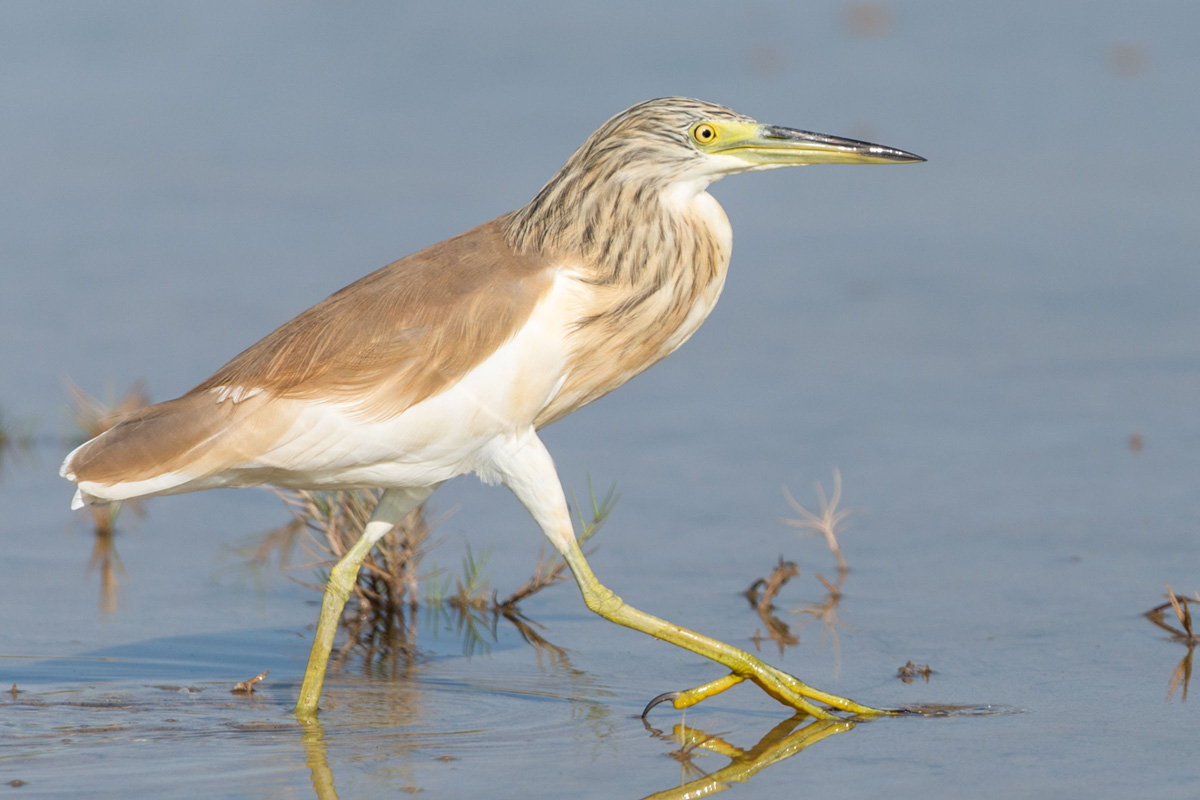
[190,214,556,417]
[65,214,557,489]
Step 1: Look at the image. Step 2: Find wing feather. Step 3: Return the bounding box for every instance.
[63,214,557,501]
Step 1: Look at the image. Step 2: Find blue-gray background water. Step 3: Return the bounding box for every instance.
[2,2,1198,797]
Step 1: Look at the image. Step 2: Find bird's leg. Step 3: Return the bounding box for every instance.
[492,431,891,720]
[558,537,887,718]
[295,486,433,719]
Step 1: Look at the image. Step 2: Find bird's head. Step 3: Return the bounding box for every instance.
[508,97,922,255]
[569,97,924,188]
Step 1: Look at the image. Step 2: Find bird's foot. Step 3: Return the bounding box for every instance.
[642,666,900,719]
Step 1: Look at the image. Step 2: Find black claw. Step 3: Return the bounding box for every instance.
[641,691,680,718]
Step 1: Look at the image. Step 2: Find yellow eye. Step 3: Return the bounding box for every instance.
[692,123,718,145]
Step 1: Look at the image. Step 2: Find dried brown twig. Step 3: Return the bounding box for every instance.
[744,558,798,615]
[897,661,934,683]
[745,559,800,654]
[1145,582,1200,701]
[781,469,851,578]
[1145,582,1199,645]
[231,671,269,694]
[744,469,861,667]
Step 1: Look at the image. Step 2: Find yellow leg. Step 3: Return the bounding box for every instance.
[560,538,890,719]
[495,432,892,719]
[294,533,375,716]
[295,487,431,719]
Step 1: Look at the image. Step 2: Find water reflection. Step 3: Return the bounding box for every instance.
[86,513,126,615]
[1167,649,1193,702]
[300,719,339,800]
[639,715,854,800]
[745,558,801,654]
[293,608,617,798]
[745,552,851,667]
[298,708,854,800]
[334,600,581,680]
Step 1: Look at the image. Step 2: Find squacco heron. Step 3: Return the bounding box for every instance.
[62,97,923,719]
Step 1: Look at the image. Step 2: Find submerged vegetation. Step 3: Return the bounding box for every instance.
[1145,583,1199,701]
[244,481,618,664]
[0,405,37,477]
[744,558,800,654]
[750,469,935,683]
[897,661,934,683]
[66,379,152,613]
[746,470,856,660]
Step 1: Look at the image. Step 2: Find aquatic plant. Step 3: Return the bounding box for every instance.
[65,379,152,612]
[0,405,37,477]
[746,469,859,665]
[745,558,801,654]
[1145,583,1200,701]
[252,480,616,661]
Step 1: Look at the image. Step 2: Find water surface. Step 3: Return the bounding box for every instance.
[3,2,1199,797]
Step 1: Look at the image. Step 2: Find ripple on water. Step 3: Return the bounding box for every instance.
[310,652,631,758]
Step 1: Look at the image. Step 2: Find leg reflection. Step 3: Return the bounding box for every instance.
[640,714,855,800]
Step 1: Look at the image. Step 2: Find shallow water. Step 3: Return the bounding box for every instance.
[3,1,1200,797]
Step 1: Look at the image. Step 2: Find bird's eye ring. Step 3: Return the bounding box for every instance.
[691,123,718,145]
